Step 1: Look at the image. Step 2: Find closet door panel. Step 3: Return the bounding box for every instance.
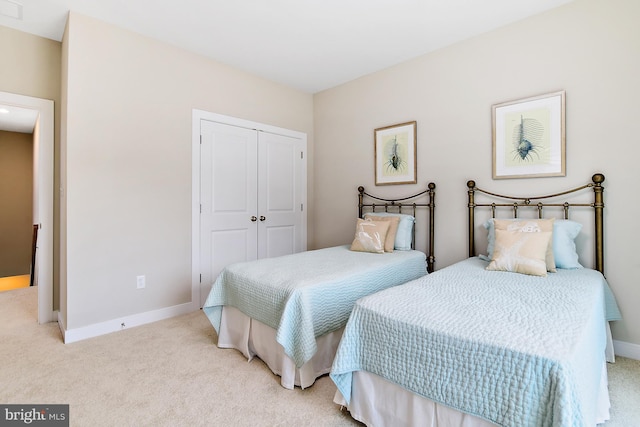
[257,131,304,259]
[198,113,306,306]
[200,120,258,305]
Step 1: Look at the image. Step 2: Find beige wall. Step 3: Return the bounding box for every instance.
[0,26,61,304]
[61,13,314,329]
[0,26,61,99]
[0,131,33,276]
[313,0,640,346]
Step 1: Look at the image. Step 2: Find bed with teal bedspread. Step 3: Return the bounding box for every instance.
[330,257,621,427]
[203,244,427,368]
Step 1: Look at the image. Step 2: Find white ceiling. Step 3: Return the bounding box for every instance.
[0,104,38,133]
[1,0,574,132]
[1,0,575,96]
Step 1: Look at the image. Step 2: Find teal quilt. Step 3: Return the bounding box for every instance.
[203,245,427,367]
[330,257,621,427]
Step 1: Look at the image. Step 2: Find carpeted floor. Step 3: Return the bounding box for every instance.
[1,286,638,426]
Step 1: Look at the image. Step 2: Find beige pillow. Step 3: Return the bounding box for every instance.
[350,218,390,254]
[363,214,400,252]
[487,229,552,276]
[493,219,556,272]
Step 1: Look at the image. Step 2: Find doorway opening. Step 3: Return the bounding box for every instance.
[0,127,34,291]
[0,91,54,324]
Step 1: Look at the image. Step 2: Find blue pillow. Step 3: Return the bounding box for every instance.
[482,218,583,269]
[364,212,415,250]
[552,219,583,269]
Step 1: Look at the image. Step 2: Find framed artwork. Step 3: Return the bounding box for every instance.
[492,90,565,179]
[374,121,417,185]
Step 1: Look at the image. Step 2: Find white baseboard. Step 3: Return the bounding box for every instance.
[59,302,198,344]
[613,340,640,360]
[54,307,640,361]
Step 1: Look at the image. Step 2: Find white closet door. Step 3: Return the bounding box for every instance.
[257,131,305,259]
[200,120,258,305]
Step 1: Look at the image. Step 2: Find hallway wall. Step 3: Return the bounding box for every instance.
[0,130,33,276]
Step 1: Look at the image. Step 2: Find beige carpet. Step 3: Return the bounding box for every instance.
[1,287,638,427]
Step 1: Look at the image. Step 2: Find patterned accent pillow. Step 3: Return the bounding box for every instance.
[486,230,552,276]
[350,218,390,254]
[362,215,400,252]
[493,219,556,272]
[364,212,414,250]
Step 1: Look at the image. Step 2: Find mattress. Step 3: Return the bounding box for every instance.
[330,257,621,426]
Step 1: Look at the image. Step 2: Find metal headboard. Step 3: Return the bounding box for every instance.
[467,173,605,274]
[357,183,436,273]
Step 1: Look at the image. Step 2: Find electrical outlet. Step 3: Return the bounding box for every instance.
[136,275,145,289]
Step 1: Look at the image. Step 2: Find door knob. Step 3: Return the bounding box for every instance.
[260,216,266,221]
[251,216,257,222]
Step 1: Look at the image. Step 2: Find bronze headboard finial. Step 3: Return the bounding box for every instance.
[592,173,605,185]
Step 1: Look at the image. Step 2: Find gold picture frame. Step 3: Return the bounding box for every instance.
[374,121,417,185]
[492,91,565,179]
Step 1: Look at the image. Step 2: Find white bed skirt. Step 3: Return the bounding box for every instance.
[333,366,611,427]
[218,305,343,389]
[334,328,616,427]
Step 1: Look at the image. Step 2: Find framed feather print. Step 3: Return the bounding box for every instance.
[492,91,565,179]
[374,121,417,185]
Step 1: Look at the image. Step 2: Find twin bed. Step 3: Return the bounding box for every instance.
[203,174,620,426]
[203,183,436,389]
[331,174,621,427]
